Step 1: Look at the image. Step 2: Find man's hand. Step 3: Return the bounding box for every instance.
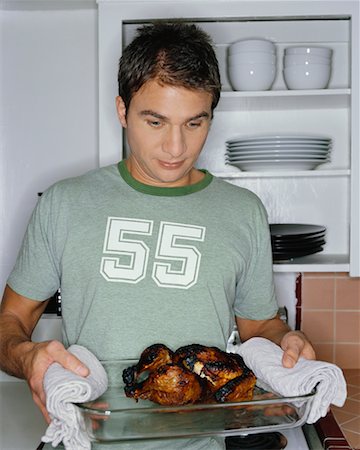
[280,330,316,368]
[236,316,316,369]
[22,340,89,423]
[0,286,89,423]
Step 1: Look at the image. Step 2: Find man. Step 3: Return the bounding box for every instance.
[0,22,315,449]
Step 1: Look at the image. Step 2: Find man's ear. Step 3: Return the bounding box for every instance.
[116,96,127,128]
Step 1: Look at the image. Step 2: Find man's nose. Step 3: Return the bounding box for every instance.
[162,127,186,158]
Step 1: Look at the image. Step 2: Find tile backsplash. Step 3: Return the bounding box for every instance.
[300,273,360,369]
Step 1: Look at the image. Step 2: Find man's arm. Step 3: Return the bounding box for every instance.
[236,315,316,368]
[0,285,89,422]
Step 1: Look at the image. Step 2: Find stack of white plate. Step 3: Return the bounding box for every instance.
[225,135,332,171]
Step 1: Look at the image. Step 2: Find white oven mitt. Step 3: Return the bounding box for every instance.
[41,344,108,450]
[237,337,347,423]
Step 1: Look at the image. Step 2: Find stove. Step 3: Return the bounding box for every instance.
[225,428,310,450]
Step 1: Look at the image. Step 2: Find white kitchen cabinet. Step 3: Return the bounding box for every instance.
[97,0,360,276]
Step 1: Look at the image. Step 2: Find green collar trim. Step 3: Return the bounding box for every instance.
[117,160,213,196]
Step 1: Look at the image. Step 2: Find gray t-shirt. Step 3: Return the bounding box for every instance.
[8,161,278,449]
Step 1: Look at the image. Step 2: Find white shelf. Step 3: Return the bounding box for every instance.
[273,254,349,273]
[214,169,350,179]
[217,89,351,111]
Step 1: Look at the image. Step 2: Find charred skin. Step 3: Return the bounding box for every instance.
[124,363,204,406]
[214,367,257,402]
[136,343,174,374]
[122,343,174,387]
[122,365,137,386]
[174,344,251,392]
[123,343,256,406]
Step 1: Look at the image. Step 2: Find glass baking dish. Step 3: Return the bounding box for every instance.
[77,360,316,443]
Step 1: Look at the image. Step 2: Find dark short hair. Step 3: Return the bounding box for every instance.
[118,22,221,113]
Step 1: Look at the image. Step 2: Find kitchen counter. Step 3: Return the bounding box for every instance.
[0,381,46,450]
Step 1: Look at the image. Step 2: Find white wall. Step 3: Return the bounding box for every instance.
[0,6,99,291]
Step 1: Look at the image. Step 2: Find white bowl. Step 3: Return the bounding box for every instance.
[229,39,276,55]
[284,46,332,58]
[284,54,331,66]
[229,62,276,91]
[283,64,331,90]
[229,51,276,64]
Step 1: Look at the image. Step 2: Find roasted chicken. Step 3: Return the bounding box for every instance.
[123,343,174,386]
[124,363,204,406]
[123,343,256,406]
[174,344,256,402]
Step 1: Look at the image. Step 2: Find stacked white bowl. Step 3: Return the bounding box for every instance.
[283,46,332,90]
[228,39,277,91]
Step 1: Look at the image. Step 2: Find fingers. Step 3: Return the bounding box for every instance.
[24,340,89,426]
[281,331,316,368]
[47,341,89,377]
[32,391,51,424]
[282,348,299,368]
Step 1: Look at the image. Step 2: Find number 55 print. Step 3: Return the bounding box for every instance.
[100,217,206,289]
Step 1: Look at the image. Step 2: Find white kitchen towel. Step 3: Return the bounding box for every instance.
[237,337,347,424]
[41,344,108,450]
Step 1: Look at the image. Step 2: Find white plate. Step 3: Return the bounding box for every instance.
[226,135,331,144]
[226,155,330,162]
[226,159,328,171]
[226,142,331,149]
[226,149,330,156]
[226,153,330,159]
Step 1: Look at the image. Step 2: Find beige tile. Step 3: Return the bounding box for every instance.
[335,276,360,310]
[332,408,358,425]
[341,415,360,431]
[343,369,360,382]
[335,272,351,278]
[302,277,335,309]
[347,386,360,398]
[303,272,336,278]
[335,344,360,369]
[333,366,360,449]
[313,343,334,363]
[302,310,334,342]
[336,312,360,342]
[340,398,360,415]
[342,429,360,449]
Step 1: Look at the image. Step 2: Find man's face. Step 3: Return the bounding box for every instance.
[117,79,213,187]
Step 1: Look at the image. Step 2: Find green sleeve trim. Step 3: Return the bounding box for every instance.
[117,160,213,196]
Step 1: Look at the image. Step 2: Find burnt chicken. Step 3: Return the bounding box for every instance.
[124,363,204,406]
[123,343,256,406]
[123,343,174,386]
[174,344,256,402]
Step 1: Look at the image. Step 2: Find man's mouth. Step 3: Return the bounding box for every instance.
[158,160,184,169]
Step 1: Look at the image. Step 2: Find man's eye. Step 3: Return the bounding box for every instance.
[147,120,162,128]
[188,121,201,128]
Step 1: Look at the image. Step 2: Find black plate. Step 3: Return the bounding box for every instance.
[270,224,326,239]
[272,246,324,261]
[271,238,326,251]
[271,233,326,244]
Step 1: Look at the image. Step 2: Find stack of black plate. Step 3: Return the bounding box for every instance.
[270,224,326,262]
